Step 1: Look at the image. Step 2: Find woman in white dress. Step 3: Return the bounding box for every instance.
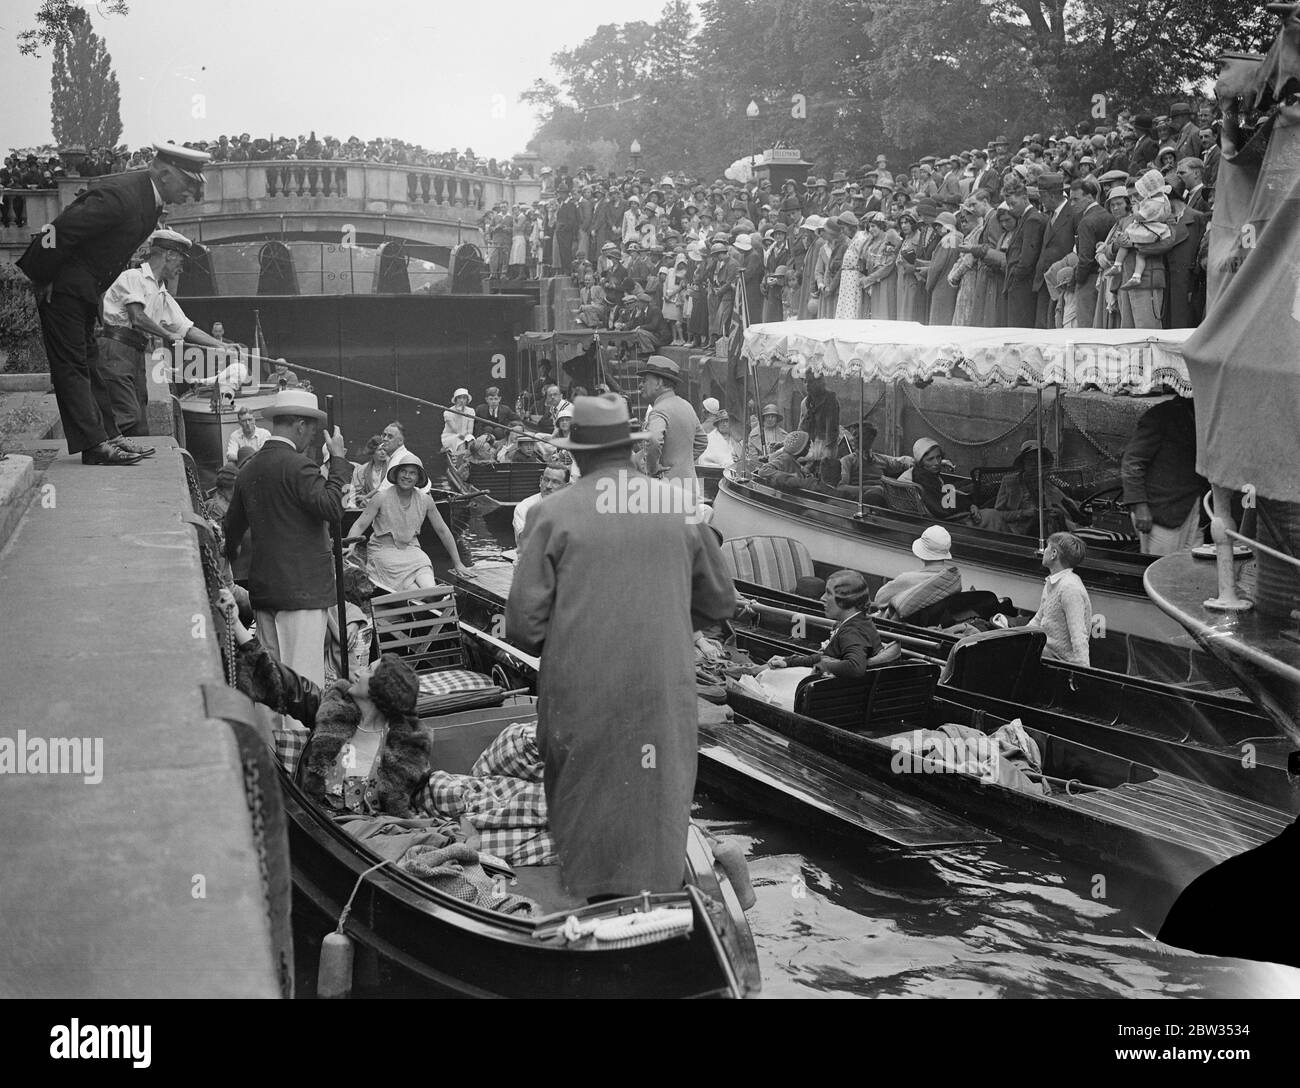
[835,211,868,320]
[441,388,475,455]
[347,457,469,591]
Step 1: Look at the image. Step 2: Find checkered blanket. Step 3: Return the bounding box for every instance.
[416,669,504,716]
[275,727,310,776]
[417,722,555,866]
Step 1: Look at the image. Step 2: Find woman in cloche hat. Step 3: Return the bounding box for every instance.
[346,453,469,591]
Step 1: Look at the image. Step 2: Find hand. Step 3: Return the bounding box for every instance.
[40,283,54,304]
[216,587,237,613]
[324,426,346,458]
[452,563,472,577]
[767,656,787,670]
[1130,502,1154,534]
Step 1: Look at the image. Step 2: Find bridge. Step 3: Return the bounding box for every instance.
[0,160,543,284]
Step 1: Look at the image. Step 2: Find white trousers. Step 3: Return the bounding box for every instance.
[256,607,328,730]
[1138,502,1202,556]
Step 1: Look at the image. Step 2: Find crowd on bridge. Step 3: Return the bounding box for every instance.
[487,100,1218,334]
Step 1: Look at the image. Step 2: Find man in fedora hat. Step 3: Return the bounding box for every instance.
[506,394,735,901]
[1170,102,1202,165]
[223,388,350,723]
[16,141,209,465]
[638,356,706,486]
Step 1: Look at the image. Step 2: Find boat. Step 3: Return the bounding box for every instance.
[181,457,761,998]
[722,653,1292,891]
[1138,10,1300,967]
[284,697,762,998]
[445,459,541,522]
[715,318,1202,651]
[715,537,1296,809]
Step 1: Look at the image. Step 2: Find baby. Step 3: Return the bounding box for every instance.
[1109,169,1175,291]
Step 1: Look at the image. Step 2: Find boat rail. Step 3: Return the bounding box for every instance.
[1202,485,1300,615]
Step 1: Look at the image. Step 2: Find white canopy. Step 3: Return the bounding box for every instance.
[742,319,1193,396]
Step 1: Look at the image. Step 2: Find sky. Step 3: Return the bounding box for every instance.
[0,0,682,157]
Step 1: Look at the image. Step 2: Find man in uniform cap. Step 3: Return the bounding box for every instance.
[98,228,234,439]
[505,394,734,901]
[15,141,209,464]
[637,356,707,488]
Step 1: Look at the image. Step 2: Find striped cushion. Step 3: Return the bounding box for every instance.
[721,536,815,593]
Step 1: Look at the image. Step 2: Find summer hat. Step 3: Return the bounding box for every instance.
[548,394,650,450]
[636,355,682,383]
[386,455,430,489]
[263,388,326,422]
[912,525,953,562]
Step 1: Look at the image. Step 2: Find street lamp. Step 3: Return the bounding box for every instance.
[630,138,642,173]
[746,100,760,166]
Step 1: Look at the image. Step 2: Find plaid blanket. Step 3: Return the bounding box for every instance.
[418,722,555,866]
[419,669,496,697]
[417,669,504,716]
[275,727,310,776]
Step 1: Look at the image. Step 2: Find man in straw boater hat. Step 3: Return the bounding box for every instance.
[223,388,350,727]
[506,395,735,902]
[16,141,210,465]
[637,355,708,488]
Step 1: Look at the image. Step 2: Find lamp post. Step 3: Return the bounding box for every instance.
[746,100,760,167]
[630,138,642,173]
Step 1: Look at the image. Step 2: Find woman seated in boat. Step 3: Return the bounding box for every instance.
[346,456,470,591]
[766,570,887,680]
[900,437,971,521]
[753,430,814,491]
[746,404,788,460]
[348,434,389,509]
[871,525,964,621]
[216,588,431,818]
[543,406,581,480]
[441,388,475,458]
[698,409,742,468]
[1026,531,1092,666]
[971,441,1077,536]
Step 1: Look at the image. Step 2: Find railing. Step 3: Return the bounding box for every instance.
[178,161,534,218]
[0,189,62,235]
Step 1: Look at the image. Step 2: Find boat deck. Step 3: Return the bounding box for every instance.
[0,441,284,997]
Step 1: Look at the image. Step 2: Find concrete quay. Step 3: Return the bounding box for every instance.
[0,440,287,997]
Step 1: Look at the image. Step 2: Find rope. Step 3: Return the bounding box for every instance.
[1059,399,1122,464]
[336,858,392,933]
[901,383,1036,449]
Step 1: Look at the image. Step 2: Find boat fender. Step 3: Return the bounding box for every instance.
[591,908,694,949]
[709,836,757,911]
[317,932,355,999]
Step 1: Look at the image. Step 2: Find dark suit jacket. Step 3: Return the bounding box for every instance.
[223,439,349,612]
[474,402,521,439]
[971,169,1000,202]
[16,170,159,302]
[1164,202,1208,328]
[555,199,579,234]
[1003,207,1047,292]
[1033,202,1078,291]
[1073,203,1115,283]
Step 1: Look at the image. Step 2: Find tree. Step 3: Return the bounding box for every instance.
[18,0,128,57]
[49,8,123,150]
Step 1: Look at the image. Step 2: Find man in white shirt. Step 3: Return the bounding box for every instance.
[226,406,270,462]
[512,464,570,553]
[99,228,231,443]
[376,420,431,494]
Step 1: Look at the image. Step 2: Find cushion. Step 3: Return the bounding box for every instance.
[721,536,816,593]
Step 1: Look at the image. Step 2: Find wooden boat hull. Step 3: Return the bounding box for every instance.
[285,701,760,998]
[725,677,1291,892]
[713,472,1188,645]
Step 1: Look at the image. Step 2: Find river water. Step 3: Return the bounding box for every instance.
[453,511,1300,1000]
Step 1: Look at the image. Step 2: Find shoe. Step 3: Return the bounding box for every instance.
[82,442,144,465]
[110,437,156,457]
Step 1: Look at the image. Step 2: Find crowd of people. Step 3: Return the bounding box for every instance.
[495,100,1216,334]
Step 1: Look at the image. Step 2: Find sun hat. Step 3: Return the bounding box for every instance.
[264,388,325,422]
[547,393,651,450]
[760,403,783,421]
[386,455,430,489]
[912,525,953,562]
[733,235,753,251]
[702,397,721,415]
[912,437,942,463]
[452,387,471,401]
[1134,168,1171,200]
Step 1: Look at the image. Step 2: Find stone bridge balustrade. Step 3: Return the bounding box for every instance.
[0,161,543,262]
